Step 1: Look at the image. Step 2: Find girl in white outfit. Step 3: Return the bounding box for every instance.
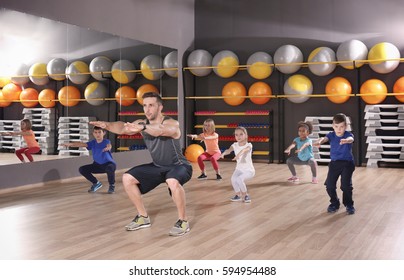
[220,126,255,203]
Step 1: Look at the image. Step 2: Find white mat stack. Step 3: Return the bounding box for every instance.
[365,105,404,168]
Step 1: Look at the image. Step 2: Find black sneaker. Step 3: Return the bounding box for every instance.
[346,205,355,215]
[216,174,222,180]
[327,204,340,213]
[197,174,207,180]
[108,185,115,194]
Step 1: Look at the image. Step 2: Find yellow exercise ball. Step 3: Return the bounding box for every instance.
[112,60,136,84]
[212,50,239,78]
[247,52,273,80]
[29,63,49,86]
[140,55,164,81]
[368,42,400,74]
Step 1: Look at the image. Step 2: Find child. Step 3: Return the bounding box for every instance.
[62,126,117,194]
[187,118,222,180]
[1,119,40,162]
[313,113,355,215]
[284,121,318,184]
[220,126,255,203]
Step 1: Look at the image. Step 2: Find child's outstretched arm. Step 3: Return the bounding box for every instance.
[3,131,22,136]
[313,136,329,147]
[234,145,252,161]
[103,143,112,152]
[340,136,354,145]
[296,142,310,153]
[62,142,87,148]
[284,142,296,155]
[220,145,234,159]
[187,134,200,140]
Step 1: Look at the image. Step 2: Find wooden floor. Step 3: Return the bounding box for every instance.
[1,161,404,260]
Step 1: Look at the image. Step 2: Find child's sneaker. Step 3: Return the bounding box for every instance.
[244,195,251,203]
[346,205,356,215]
[287,176,299,182]
[230,195,242,202]
[108,185,115,194]
[311,177,318,184]
[197,173,207,180]
[216,174,222,180]
[88,181,103,193]
[327,204,340,213]
[169,219,190,236]
[125,215,151,231]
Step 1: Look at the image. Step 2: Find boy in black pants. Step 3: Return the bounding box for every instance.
[62,126,116,193]
[314,113,355,214]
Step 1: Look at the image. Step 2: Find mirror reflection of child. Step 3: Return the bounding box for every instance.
[62,126,116,194]
[1,119,40,163]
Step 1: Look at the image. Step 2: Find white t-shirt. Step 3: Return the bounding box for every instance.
[231,142,255,173]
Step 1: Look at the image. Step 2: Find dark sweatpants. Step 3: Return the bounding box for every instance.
[325,160,355,207]
[79,161,116,186]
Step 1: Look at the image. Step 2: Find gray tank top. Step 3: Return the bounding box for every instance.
[142,117,190,167]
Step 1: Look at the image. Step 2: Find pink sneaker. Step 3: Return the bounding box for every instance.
[287,176,299,182]
[312,177,318,184]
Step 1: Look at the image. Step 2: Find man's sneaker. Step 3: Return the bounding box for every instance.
[216,174,222,180]
[230,195,242,202]
[125,215,151,231]
[244,195,251,203]
[287,176,299,182]
[108,185,115,194]
[169,219,190,236]
[197,173,208,180]
[346,205,356,215]
[88,181,103,193]
[312,177,318,184]
[327,204,340,213]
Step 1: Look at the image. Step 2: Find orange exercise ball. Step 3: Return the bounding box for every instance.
[393,76,404,103]
[20,88,39,108]
[248,81,272,105]
[136,84,159,105]
[184,144,204,162]
[222,81,246,106]
[115,86,136,106]
[2,83,22,101]
[38,89,56,108]
[325,77,352,104]
[360,79,387,105]
[58,86,81,107]
[0,90,12,107]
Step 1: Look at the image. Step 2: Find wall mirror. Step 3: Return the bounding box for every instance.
[0,8,178,165]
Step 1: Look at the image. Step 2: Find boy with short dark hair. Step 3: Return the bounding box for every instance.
[314,113,355,214]
[62,126,116,193]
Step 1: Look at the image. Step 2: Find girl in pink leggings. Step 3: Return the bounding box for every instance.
[6,119,40,162]
[187,118,222,180]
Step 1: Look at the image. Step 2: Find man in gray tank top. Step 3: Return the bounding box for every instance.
[90,92,192,237]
